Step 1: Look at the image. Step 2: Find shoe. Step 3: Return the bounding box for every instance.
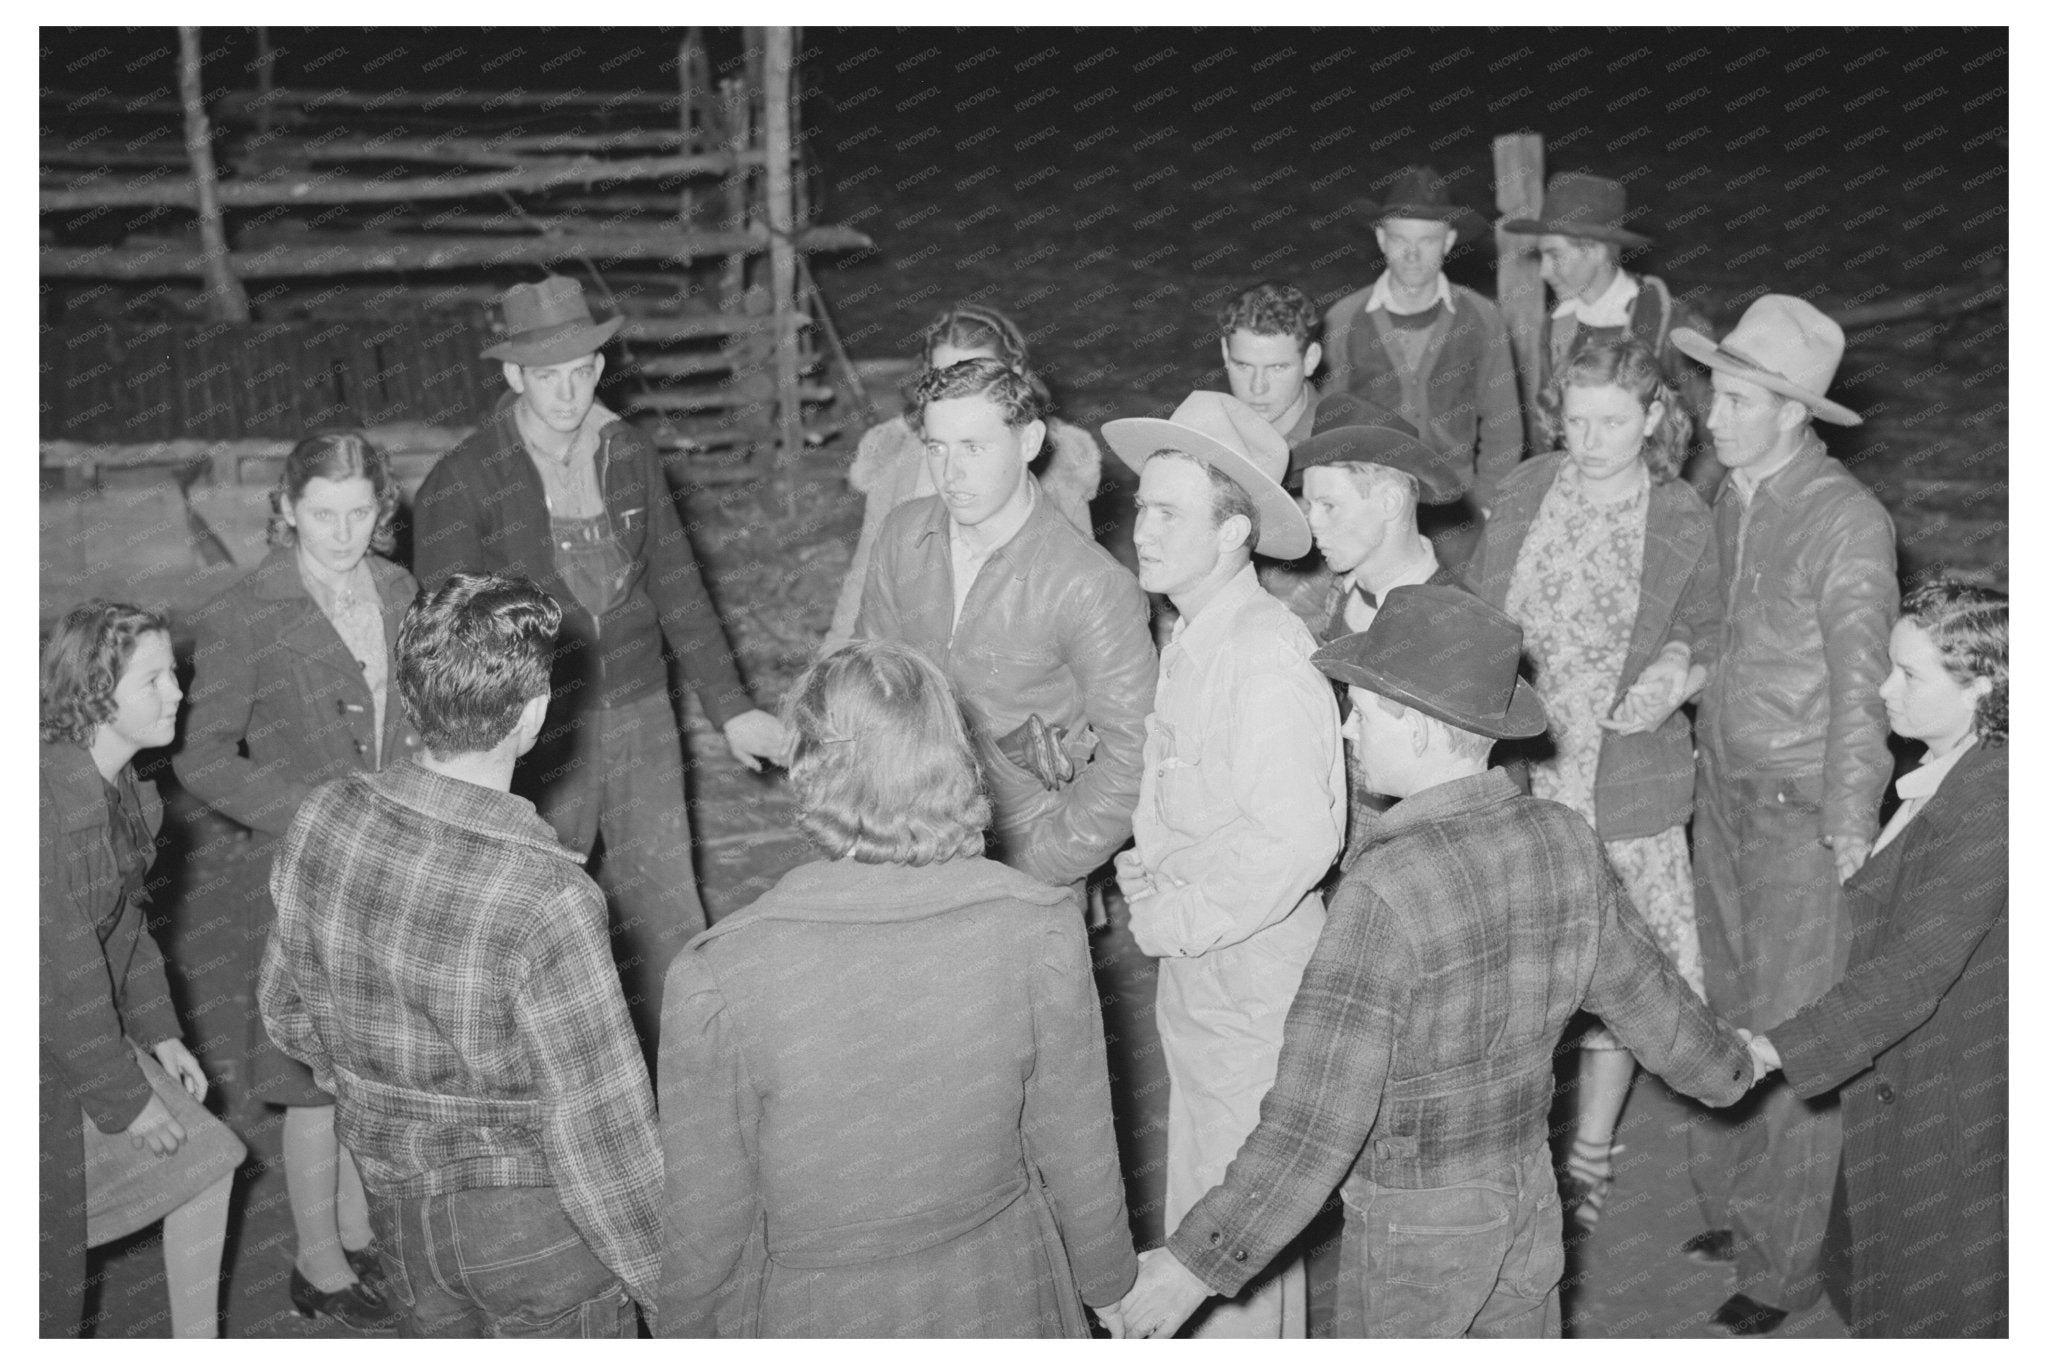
[1680,1228,1736,1264]
[343,1244,390,1301]
[1709,1291,1788,1336]
[1558,1135,1623,1230]
[290,1266,401,1333]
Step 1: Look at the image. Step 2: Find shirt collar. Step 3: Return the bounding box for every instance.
[1366,272,1455,316]
[1551,269,1639,326]
[950,473,1040,562]
[1347,540,1439,599]
[368,759,580,863]
[1897,733,1977,801]
[1169,561,1263,657]
[1728,428,1825,505]
[1370,768,1520,839]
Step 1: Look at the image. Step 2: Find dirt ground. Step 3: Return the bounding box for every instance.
[60,26,2002,1340]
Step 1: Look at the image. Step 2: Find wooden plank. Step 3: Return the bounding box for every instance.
[621,382,833,413]
[42,423,473,471]
[42,152,751,210]
[178,28,249,323]
[46,84,683,118]
[1492,133,1546,447]
[765,27,802,477]
[40,225,874,278]
[620,312,809,341]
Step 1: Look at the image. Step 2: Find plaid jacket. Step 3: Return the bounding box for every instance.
[259,761,662,1308]
[1169,770,1752,1296]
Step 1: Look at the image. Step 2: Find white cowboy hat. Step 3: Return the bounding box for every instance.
[1671,294,1862,426]
[1103,390,1311,559]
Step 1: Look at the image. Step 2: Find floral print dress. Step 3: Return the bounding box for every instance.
[1505,463,1705,1046]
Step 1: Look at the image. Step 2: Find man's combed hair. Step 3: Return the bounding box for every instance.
[1536,337,1693,483]
[1217,281,1319,348]
[783,639,990,866]
[1903,578,2008,744]
[396,572,562,759]
[40,600,170,745]
[906,356,1046,434]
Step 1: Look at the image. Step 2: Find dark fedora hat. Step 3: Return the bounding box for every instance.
[1312,584,1547,740]
[1501,172,1652,249]
[480,275,625,366]
[1287,392,1467,504]
[1353,165,1489,241]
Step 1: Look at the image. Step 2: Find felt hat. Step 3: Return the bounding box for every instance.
[1354,165,1489,242]
[1286,392,1467,504]
[480,275,625,366]
[1501,172,1652,248]
[1312,584,1548,740]
[1104,390,1311,560]
[1671,294,1862,426]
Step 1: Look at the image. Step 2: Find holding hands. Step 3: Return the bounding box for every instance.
[1736,1028,1782,1086]
[1599,643,1703,736]
[1115,1246,1213,1340]
[722,708,798,772]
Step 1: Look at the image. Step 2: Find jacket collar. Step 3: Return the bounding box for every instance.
[692,856,1071,948]
[363,759,579,863]
[1721,428,1828,510]
[42,739,160,836]
[1366,768,1519,844]
[911,475,1058,581]
[251,544,411,606]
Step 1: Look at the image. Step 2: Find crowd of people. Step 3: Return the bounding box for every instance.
[41,164,2007,1340]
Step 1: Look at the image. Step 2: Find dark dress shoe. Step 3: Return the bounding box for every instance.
[1681,1228,1735,1263]
[290,1266,401,1333]
[1710,1291,1789,1336]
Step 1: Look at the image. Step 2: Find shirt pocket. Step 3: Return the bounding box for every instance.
[1150,715,1229,839]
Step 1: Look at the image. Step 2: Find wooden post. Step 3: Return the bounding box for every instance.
[1492,133,1545,449]
[764,26,802,487]
[718,75,750,311]
[253,26,275,139]
[677,29,701,229]
[179,27,250,323]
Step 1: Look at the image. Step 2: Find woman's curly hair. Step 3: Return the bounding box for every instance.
[1537,337,1693,483]
[1903,578,2008,744]
[41,600,170,745]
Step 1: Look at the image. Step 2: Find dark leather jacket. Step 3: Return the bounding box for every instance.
[1697,431,1897,844]
[855,485,1156,886]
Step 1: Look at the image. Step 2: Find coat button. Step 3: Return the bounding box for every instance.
[1232,1250,1248,1262]
[1876,1081,1896,1104]
[1208,1232,1221,1245]
[355,740,369,755]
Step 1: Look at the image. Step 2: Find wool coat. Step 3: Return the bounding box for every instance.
[39,741,185,1333]
[1469,452,1722,839]
[1772,741,2008,1338]
[656,857,1138,1338]
[174,547,420,1101]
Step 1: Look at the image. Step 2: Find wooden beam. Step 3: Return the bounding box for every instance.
[46,84,684,118]
[622,382,833,413]
[39,224,872,278]
[765,27,802,477]
[42,152,751,211]
[1492,133,1546,450]
[178,28,249,323]
[43,423,473,472]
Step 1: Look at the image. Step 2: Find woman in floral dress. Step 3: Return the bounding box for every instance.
[1470,338,1721,1227]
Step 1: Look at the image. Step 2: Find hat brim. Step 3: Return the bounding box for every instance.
[1670,328,1862,426]
[1321,654,1549,741]
[1103,417,1312,560]
[481,315,625,366]
[1289,427,1466,503]
[1499,216,1652,249]
[1361,201,1492,246]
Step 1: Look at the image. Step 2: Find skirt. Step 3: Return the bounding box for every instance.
[84,1047,246,1246]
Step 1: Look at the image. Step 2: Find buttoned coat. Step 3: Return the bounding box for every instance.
[1772,742,2008,1338]
[1469,451,1722,839]
[175,547,421,1099]
[655,857,1138,1337]
[854,487,1155,887]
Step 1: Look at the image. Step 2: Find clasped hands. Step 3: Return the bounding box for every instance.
[1737,1027,1782,1086]
[1598,644,1703,737]
[722,708,797,772]
[1096,1246,1212,1339]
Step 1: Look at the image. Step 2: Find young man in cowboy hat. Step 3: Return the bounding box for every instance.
[854,357,1155,893]
[1320,166,1522,523]
[1503,171,1720,494]
[1667,294,1897,1336]
[1101,391,1345,1337]
[413,275,792,1051]
[1114,586,1768,1340]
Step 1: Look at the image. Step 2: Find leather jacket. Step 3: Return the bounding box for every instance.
[1697,431,1897,844]
[855,484,1156,886]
